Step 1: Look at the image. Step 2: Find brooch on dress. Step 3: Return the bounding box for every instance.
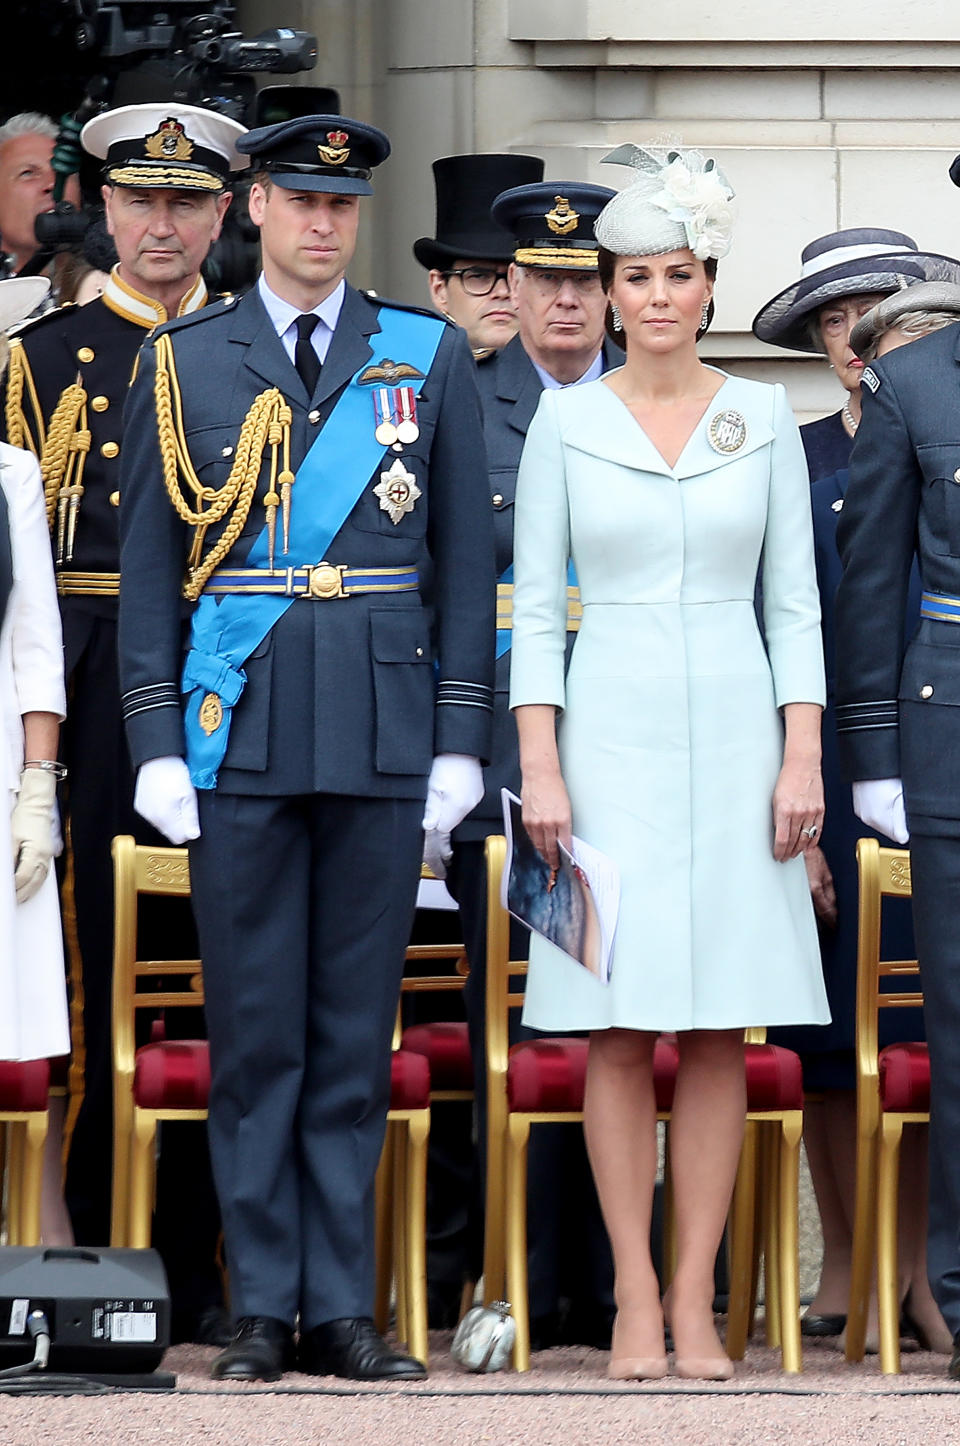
[707,409,747,455]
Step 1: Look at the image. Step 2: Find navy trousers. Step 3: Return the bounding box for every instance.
[190,790,424,1328]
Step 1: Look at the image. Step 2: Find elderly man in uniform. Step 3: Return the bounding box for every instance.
[835,262,960,1375]
[436,179,621,1347]
[117,113,495,1382]
[414,152,543,358]
[2,101,243,1338]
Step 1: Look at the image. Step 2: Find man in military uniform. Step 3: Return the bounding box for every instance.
[1,101,245,1334]
[440,180,621,1346]
[835,321,960,1374]
[117,114,494,1382]
[413,152,543,358]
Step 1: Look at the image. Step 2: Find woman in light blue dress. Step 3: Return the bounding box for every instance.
[509,147,829,1381]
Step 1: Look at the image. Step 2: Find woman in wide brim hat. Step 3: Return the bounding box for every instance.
[0,275,73,1244]
[754,233,960,1355]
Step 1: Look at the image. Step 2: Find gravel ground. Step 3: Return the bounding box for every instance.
[1,1333,958,1445]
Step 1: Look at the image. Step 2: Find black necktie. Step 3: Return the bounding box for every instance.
[294,312,321,395]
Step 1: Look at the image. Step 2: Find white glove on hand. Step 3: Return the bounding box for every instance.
[422,754,484,835]
[11,768,57,904]
[852,777,909,845]
[422,828,452,880]
[134,756,201,845]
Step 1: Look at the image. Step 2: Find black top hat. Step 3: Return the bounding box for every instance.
[752,227,960,353]
[491,181,616,270]
[413,153,544,270]
[237,114,390,196]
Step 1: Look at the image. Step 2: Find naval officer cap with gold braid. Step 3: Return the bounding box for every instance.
[490,181,616,271]
[81,103,249,193]
[236,114,390,196]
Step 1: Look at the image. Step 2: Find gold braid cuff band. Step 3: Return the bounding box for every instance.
[496,581,582,632]
[57,571,120,597]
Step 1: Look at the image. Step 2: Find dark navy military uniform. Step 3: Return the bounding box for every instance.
[835,322,960,1335]
[118,281,495,1329]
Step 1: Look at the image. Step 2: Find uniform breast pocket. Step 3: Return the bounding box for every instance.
[182,424,240,490]
[351,448,429,539]
[917,444,960,557]
[370,608,434,775]
[899,638,960,812]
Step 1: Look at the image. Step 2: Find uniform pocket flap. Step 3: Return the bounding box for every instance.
[917,443,960,484]
[370,608,431,663]
[900,640,960,705]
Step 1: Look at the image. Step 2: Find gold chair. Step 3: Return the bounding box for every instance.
[0,1060,51,1245]
[846,838,926,1374]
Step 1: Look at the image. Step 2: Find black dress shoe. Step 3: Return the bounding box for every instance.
[170,1305,234,1348]
[210,1316,296,1382]
[298,1317,427,1380]
[801,1312,846,1338]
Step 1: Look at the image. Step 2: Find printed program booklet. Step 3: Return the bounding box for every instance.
[501,789,620,984]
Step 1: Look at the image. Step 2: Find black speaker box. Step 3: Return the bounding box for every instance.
[0,1247,170,1374]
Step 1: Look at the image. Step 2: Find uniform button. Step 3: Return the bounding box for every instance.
[920,684,934,699]
[416,646,424,657]
[492,493,504,507]
[100,441,119,459]
[308,409,321,424]
[221,445,233,458]
[109,491,120,508]
[954,469,960,484]
[831,498,843,513]
[91,395,109,412]
[77,346,95,363]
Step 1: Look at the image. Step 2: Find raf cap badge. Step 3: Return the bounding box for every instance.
[707,408,748,455]
[317,129,350,165]
[545,196,580,236]
[375,458,422,524]
[145,117,194,162]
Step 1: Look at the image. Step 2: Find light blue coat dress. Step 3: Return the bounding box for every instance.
[508,370,830,1033]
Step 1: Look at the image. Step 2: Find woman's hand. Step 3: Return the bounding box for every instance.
[521,768,573,871]
[803,845,837,926]
[772,754,825,862]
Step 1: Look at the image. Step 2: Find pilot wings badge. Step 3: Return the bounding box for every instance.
[359,358,427,386]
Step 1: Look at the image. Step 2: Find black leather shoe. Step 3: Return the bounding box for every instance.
[210,1316,296,1382]
[801,1312,846,1338]
[298,1317,427,1380]
[948,1331,960,1380]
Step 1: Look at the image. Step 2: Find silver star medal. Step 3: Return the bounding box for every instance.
[374,457,421,525]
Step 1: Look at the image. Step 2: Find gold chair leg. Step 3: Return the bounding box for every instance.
[846,1126,879,1362]
[483,1110,507,1306]
[777,1114,803,1374]
[393,1122,410,1347]
[18,1113,48,1247]
[458,1279,476,1322]
[506,1115,532,1371]
[111,1092,134,1248]
[374,1123,395,1335]
[763,1126,782,1351]
[6,1122,25,1245]
[662,1125,677,1289]
[877,1116,904,1375]
[129,1112,157,1249]
[403,1111,430,1367]
[725,1119,758,1360]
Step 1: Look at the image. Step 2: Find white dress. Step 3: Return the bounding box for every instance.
[0,443,69,1060]
[509,371,830,1033]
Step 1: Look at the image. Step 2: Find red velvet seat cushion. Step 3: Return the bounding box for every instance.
[401,1021,473,1092]
[133,1041,210,1110]
[879,1041,930,1114]
[507,1035,680,1114]
[391,1048,431,1111]
[744,1043,803,1112]
[0,1059,50,1113]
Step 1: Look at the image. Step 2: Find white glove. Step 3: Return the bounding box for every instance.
[422,828,452,880]
[852,777,909,845]
[134,756,201,845]
[421,754,484,835]
[11,768,57,904]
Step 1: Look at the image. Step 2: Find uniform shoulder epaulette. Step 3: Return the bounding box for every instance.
[363,291,453,326]
[153,293,240,339]
[8,300,76,342]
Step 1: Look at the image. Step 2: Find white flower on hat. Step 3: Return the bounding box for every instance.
[649,154,735,261]
[595,143,735,261]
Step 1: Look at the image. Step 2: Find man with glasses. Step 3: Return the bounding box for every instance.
[414,153,543,358]
[440,179,622,1350]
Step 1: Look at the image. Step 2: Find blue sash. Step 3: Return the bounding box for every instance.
[496,560,579,659]
[182,306,445,788]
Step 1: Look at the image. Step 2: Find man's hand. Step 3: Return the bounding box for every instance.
[134,756,201,845]
[421,754,483,835]
[803,845,838,927]
[11,768,57,904]
[852,778,909,845]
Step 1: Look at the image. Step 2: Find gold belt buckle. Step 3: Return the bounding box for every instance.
[307,561,347,599]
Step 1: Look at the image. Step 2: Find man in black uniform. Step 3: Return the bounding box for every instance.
[1,101,245,1334]
[835,307,960,1374]
[441,180,622,1345]
[414,152,543,358]
[117,114,495,1382]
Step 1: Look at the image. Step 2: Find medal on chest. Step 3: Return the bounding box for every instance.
[375,457,422,525]
[370,381,422,522]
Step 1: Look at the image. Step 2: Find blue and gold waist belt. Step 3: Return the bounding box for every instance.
[920,590,960,623]
[204,563,419,600]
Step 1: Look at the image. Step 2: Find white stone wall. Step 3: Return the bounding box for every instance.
[237,0,960,419]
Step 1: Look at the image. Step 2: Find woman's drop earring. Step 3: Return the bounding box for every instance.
[611,302,622,331]
[700,302,710,332]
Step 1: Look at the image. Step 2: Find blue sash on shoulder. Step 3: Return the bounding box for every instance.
[182,306,445,788]
[496,559,579,660]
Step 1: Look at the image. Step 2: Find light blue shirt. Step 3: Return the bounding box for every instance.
[533,349,604,390]
[257,273,346,367]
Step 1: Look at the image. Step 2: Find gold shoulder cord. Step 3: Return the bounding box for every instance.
[41,384,90,560]
[152,332,294,601]
[5,339,46,458]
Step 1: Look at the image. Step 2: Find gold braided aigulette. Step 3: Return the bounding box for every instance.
[152,331,293,601]
[4,339,44,457]
[40,384,88,534]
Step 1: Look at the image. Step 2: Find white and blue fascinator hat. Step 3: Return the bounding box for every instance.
[593,144,735,261]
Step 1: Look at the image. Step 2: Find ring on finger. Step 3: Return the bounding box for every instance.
[802,824,819,840]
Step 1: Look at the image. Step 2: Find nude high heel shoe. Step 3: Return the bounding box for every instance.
[607,1310,668,1380]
